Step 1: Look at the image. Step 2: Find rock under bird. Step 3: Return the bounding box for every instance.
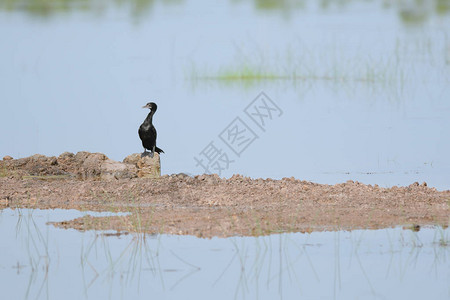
[139,102,164,158]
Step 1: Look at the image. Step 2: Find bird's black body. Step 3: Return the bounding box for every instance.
[139,102,164,158]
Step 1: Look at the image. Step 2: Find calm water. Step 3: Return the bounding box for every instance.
[0,0,449,189]
[1,3,449,297]
[0,208,449,300]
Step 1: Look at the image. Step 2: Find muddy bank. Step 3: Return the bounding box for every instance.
[1,153,449,237]
[1,151,161,179]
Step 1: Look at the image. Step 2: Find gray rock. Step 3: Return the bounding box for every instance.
[78,152,107,180]
[100,159,137,180]
[123,153,141,165]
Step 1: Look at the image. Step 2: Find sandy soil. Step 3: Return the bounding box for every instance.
[1,172,449,237]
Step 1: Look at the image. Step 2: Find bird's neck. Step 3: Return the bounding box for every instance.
[144,111,154,124]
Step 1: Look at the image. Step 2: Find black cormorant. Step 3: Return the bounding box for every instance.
[139,102,164,158]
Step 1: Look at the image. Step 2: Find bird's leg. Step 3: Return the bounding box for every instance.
[141,149,148,158]
[150,146,155,158]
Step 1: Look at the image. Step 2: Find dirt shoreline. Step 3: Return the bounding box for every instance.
[1,172,449,237]
[1,152,449,237]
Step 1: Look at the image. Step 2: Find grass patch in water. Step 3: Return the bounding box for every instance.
[188,56,407,88]
[187,34,450,88]
[212,65,288,81]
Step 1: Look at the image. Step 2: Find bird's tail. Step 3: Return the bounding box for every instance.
[155,146,164,154]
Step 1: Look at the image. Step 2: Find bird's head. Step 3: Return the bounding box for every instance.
[142,102,157,112]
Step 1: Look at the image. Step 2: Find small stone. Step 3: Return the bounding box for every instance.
[0,198,9,207]
[50,157,58,165]
[3,155,13,161]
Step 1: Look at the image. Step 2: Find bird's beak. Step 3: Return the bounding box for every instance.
[142,105,147,108]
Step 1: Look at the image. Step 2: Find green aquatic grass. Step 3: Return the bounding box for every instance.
[188,31,450,88]
[213,65,288,81]
[188,55,408,88]
[2,0,450,25]
[0,0,155,18]
[435,224,450,247]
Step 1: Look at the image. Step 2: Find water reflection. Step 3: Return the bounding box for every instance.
[0,208,449,299]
